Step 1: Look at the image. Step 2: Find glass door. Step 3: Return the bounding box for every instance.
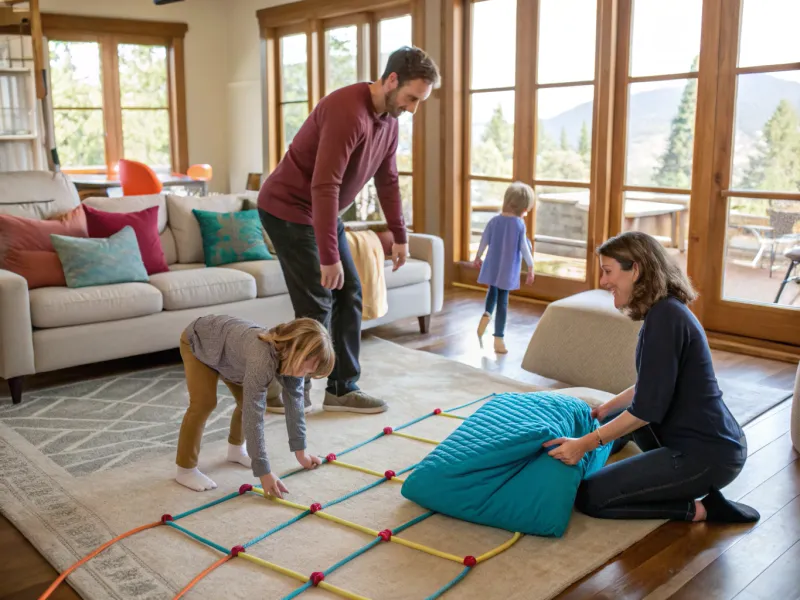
[702,0,800,345]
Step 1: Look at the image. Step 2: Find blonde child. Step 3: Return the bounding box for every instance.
[472,182,535,354]
[175,314,334,498]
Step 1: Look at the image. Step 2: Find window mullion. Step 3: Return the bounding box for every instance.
[99,34,122,171]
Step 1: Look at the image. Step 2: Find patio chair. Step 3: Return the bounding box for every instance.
[774,246,800,304]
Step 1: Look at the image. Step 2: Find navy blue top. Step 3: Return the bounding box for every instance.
[627,296,746,466]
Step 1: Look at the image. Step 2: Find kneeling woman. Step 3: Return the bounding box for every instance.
[545,232,759,523]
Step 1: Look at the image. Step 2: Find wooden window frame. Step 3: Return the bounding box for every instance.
[450,0,616,299]
[42,13,188,174]
[258,0,427,232]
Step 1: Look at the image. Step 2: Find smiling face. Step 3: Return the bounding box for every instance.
[383,74,433,118]
[599,255,638,309]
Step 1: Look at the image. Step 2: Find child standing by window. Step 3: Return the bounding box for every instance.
[473,182,535,354]
[175,314,335,499]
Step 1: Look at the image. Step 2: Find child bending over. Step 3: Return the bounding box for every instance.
[473,181,535,354]
[175,314,334,498]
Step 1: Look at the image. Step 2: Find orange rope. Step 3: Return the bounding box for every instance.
[173,554,233,599]
[37,521,162,600]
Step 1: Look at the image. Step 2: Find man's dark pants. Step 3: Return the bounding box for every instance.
[260,209,362,397]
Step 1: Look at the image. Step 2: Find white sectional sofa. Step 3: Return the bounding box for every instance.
[0,171,444,404]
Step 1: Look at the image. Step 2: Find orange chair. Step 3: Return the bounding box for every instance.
[187,163,213,181]
[118,159,163,196]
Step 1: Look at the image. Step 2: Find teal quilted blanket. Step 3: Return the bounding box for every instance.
[400,391,612,537]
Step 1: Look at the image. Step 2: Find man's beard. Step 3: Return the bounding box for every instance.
[385,89,403,118]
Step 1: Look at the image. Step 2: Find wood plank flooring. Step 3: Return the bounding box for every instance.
[1,288,797,600]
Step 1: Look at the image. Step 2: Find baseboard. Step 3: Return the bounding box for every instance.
[706,331,800,364]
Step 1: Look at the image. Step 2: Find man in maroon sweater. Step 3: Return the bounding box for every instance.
[258,46,440,414]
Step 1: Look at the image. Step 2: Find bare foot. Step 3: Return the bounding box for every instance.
[692,499,707,522]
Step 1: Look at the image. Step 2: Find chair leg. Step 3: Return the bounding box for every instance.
[774,261,798,304]
[8,376,23,405]
[418,315,431,334]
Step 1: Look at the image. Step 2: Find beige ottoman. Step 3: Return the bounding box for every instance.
[792,362,800,453]
[522,289,642,395]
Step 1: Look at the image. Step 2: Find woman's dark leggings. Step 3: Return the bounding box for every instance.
[576,426,746,521]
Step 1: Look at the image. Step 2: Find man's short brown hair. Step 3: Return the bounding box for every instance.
[380,46,440,88]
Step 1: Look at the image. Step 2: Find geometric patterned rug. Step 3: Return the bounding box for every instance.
[0,366,235,477]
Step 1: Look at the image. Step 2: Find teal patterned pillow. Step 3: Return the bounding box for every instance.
[192,208,273,267]
[50,226,149,288]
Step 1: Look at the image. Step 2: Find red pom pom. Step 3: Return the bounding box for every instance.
[309,503,322,514]
[326,453,337,462]
[383,426,393,435]
[379,529,392,542]
[238,483,253,495]
[310,572,325,586]
[160,514,173,523]
[433,408,442,415]
[463,556,477,567]
[231,545,245,557]
[384,470,396,480]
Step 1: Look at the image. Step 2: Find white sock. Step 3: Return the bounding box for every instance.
[227,443,252,468]
[176,466,217,492]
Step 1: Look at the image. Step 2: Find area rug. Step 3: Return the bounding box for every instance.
[0,338,781,600]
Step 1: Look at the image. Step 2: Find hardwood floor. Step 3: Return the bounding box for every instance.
[1,288,797,600]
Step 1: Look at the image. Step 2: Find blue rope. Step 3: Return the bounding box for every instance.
[445,393,495,413]
[171,491,241,521]
[165,521,229,555]
[425,566,472,600]
[397,463,418,477]
[394,412,436,433]
[322,477,386,509]
[336,431,386,458]
[393,510,435,535]
[282,582,313,600]
[244,509,311,548]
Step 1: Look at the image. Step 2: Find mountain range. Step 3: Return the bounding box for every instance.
[542,73,800,185]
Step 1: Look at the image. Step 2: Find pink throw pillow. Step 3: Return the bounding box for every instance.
[83,204,169,274]
[0,207,88,288]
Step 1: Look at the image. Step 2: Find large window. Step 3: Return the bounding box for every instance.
[451,0,799,348]
[263,3,421,229]
[44,16,187,174]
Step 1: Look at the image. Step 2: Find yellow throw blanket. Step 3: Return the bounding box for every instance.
[345,229,388,321]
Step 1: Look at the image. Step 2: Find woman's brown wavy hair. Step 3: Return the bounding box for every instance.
[597,231,697,321]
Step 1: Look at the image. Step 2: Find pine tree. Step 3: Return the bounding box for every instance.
[560,127,570,151]
[578,121,590,165]
[741,99,800,192]
[652,55,699,187]
[482,104,514,162]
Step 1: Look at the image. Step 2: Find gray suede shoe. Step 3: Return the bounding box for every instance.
[323,390,388,414]
[266,388,312,414]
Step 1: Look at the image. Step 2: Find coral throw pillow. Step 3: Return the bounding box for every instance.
[0,207,88,289]
[83,203,169,275]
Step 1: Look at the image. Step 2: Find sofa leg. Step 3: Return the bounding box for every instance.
[418,315,431,334]
[8,376,23,405]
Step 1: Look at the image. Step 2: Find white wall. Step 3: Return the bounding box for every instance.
[40,0,231,193]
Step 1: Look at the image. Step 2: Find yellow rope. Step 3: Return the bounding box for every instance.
[252,489,310,512]
[329,460,406,483]
[314,511,381,537]
[392,431,441,445]
[239,554,372,600]
[238,553,308,583]
[390,536,463,564]
[477,532,523,563]
[317,581,373,600]
[437,412,466,420]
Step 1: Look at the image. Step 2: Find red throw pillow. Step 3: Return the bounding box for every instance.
[83,204,169,274]
[0,206,88,288]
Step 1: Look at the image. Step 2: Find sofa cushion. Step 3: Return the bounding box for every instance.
[83,204,169,274]
[222,260,287,297]
[0,171,79,220]
[148,267,256,310]
[0,206,88,289]
[161,228,178,265]
[168,262,206,271]
[166,194,245,263]
[82,194,168,233]
[50,226,150,288]
[29,282,163,328]
[192,208,273,266]
[384,258,431,289]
